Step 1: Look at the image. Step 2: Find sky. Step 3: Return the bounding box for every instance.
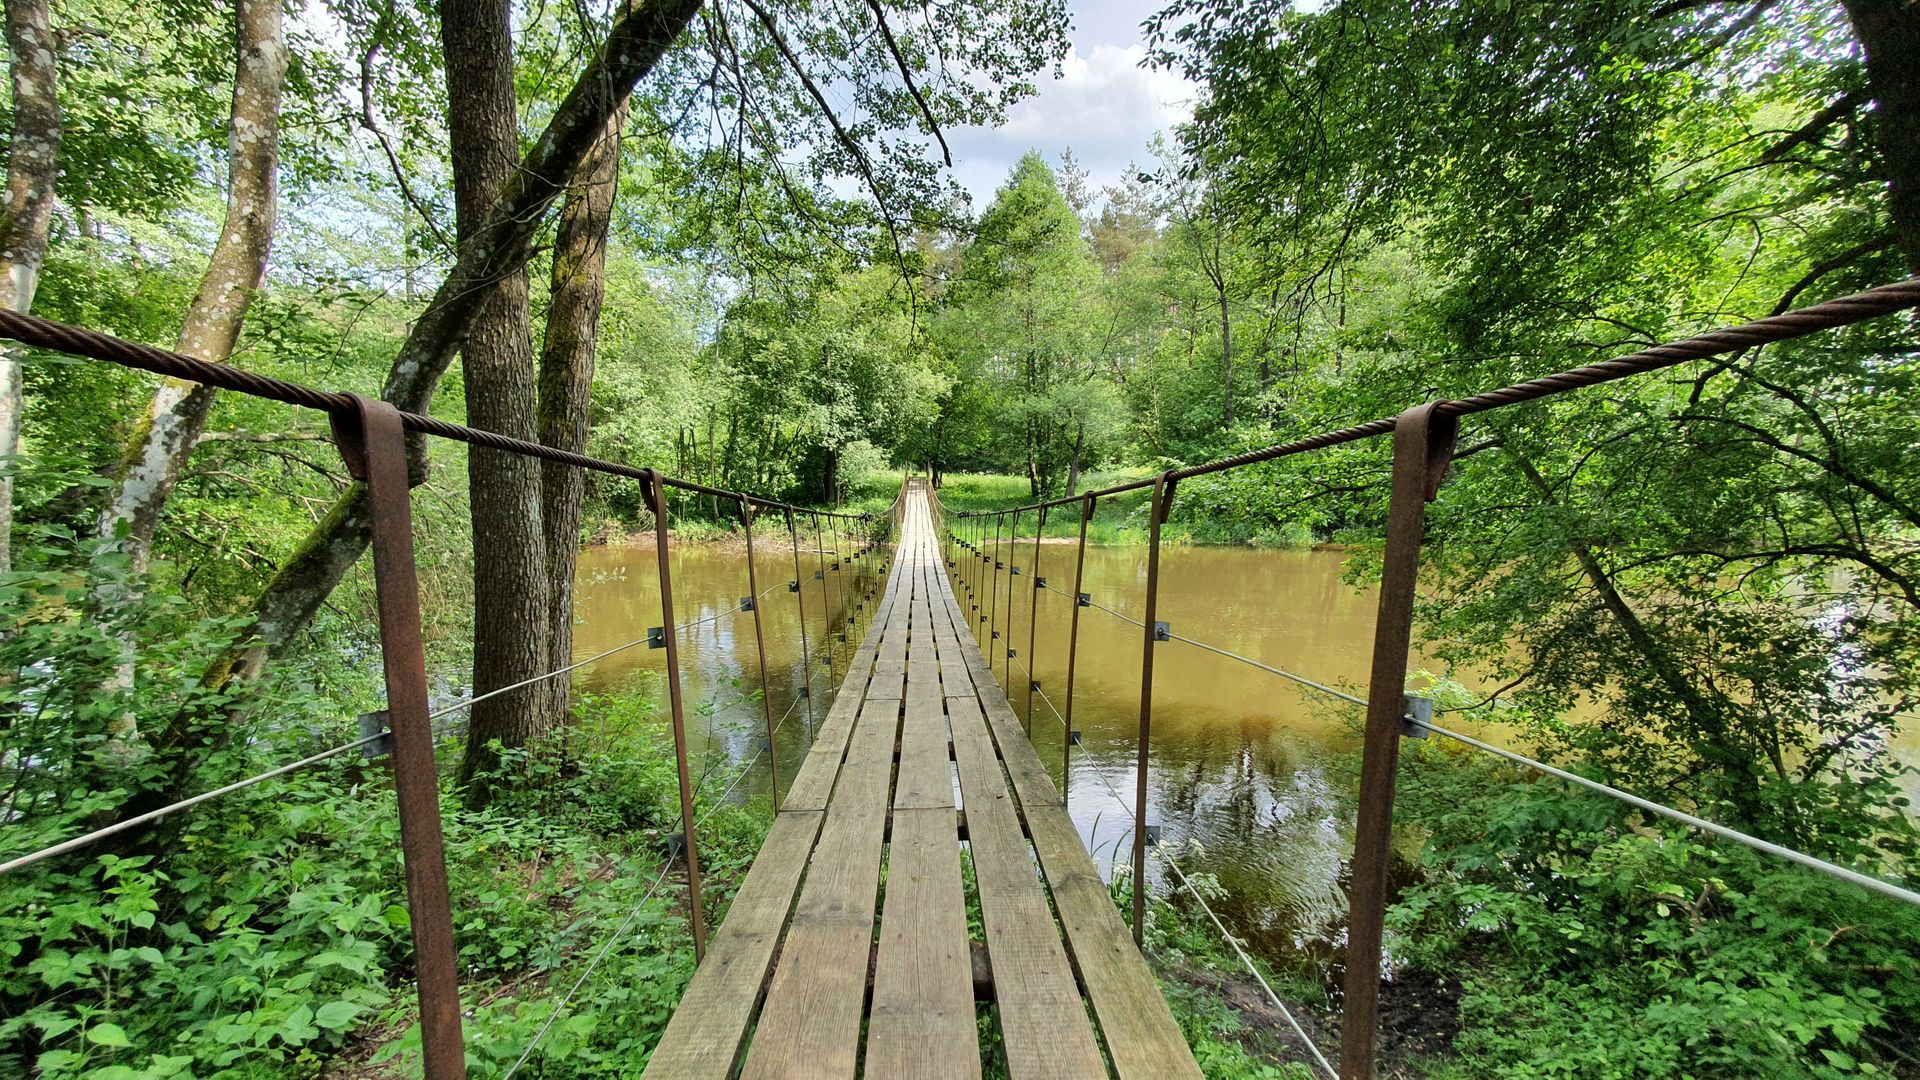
[944,0,1196,209]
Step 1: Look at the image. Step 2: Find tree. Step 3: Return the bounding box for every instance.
[1151,0,1920,839]
[0,0,61,574]
[95,0,287,582]
[535,109,625,765]
[443,0,553,796]
[938,152,1103,495]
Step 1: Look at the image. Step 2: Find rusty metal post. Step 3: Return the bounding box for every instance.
[810,511,833,677]
[1024,506,1046,732]
[827,512,850,644]
[643,470,708,962]
[1062,495,1094,807]
[984,512,1000,643]
[786,509,818,731]
[329,395,467,1080]
[1130,474,1171,944]
[1339,403,1458,1079]
[1003,508,1021,685]
[741,499,781,810]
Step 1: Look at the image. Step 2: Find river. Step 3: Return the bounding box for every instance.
[566,534,1917,980]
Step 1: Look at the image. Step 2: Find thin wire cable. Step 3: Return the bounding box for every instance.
[1038,580,1145,628]
[1065,725,1339,1073]
[1160,854,1339,1078]
[1164,633,1368,708]
[0,732,386,875]
[1406,716,1920,907]
[697,692,805,830]
[500,860,675,1080]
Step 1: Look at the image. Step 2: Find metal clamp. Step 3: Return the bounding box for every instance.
[1077,592,1091,607]
[648,626,667,649]
[1401,694,1433,739]
[740,596,755,612]
[1152,621,1171,642]
[358,710,393,758]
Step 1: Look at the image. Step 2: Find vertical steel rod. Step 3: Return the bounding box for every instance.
[333,394,467,1080]
[1339,403,1457,1079]
[787,509,818,731]
[741,500,781,810]
[1131,472,1170,944]
[1004,507,1021,685]
[644,470,708,962]
[828,512,850,644]
[810,511,833,677]
[1025,506,1046,732]
[1062,495,1093,808]
[984,512,1000,642]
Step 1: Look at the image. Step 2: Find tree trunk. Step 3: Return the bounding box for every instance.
[535,107,623,740]
[1064,423,1084,498]
[201,0,700,690]
[447,0,552,801]
[0,0,60,574]
[1844,0,1920,271]
[97,0,286,575]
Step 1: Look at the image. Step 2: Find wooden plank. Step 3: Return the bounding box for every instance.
[947,693,1105,1077]
[641,810,825,1079]
[742,694,901,1079]
[868,659,907,699]
[1021,807,1201,1079]
[782,676,868,812]
[866,806,980,1078]
[895,674,952,811]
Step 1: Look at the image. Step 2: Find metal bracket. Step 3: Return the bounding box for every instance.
[647,626,667,649]
[760,738,772,752]
[1401,694,1433,739]
[1078,592,1091,607]
[739,596,755,612]
[1144,824,1162,848]
[357,711,393,758]
[1029,680,1041,693]
[798,686,810,699]
[1010,566,1021,576]
[1153,621,1171,642]
[1007,647,1016,658]
[788,580,800,593]
[814,569,825,580]
[991,630,1000,640]
[995,560,1004,570]
[1069,729,1083,746]
[1034,576,1046,589]
[666,832,687,861]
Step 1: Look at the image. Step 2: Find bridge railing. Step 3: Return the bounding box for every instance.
[0,306,905,1080]
[927,278,1920,1079]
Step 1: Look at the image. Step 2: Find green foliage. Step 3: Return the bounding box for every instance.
[0,524,761,1077]
[1388,742,1920,1077]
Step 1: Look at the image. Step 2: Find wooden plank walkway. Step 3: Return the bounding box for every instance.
[643,482,1201,1079]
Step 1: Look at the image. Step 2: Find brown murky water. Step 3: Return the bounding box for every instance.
[570,533,1919,975]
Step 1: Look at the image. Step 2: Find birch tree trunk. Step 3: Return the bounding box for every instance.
[0,0,61,574]
[535,108,624,735]
[96,0,286,574]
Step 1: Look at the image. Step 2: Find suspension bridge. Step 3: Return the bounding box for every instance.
[2,277,1919,1079]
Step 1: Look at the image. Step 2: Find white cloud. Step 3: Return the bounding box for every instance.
[947,40,1194,208]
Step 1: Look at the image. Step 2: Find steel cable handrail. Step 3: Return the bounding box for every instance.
[0,731,388,875]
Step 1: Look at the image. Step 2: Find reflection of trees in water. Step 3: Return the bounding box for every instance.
[1155,718,1351,966]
